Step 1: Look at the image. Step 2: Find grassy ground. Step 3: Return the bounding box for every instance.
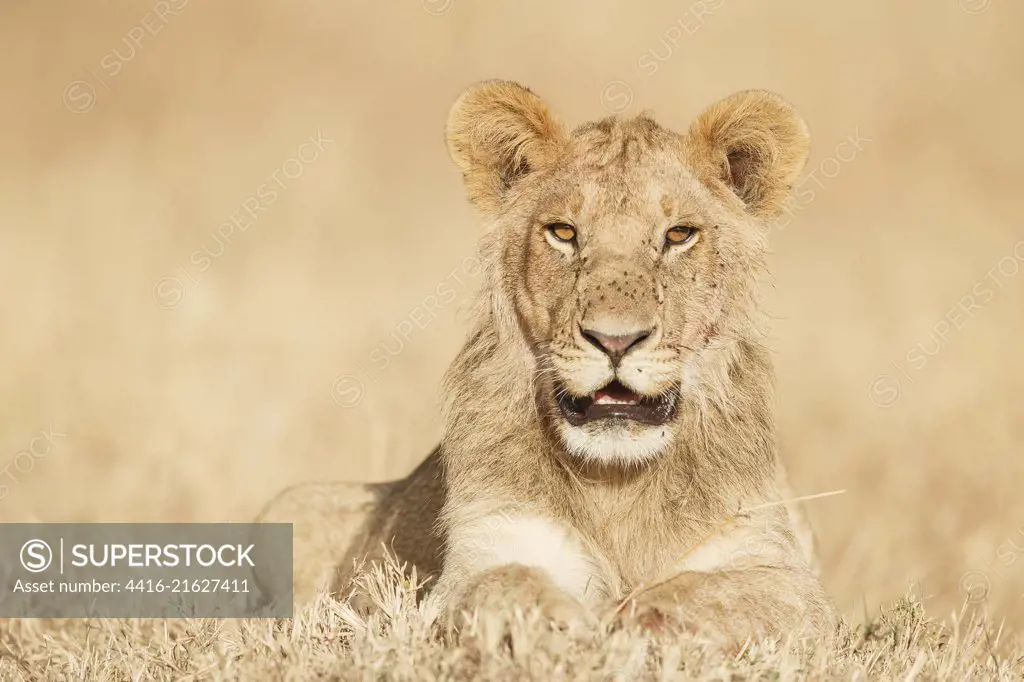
[2,559,1021,681]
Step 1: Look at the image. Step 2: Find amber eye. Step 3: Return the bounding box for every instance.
[665,225,698,247]
[546,223,577,243]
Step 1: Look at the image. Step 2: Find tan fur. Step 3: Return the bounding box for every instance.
[255,454,445,607]
[258,80,834,645]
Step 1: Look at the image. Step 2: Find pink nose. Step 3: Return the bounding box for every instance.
[579,326,653,364]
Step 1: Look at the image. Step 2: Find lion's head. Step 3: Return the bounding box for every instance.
[445,81,809,466]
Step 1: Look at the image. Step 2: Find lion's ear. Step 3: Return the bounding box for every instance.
[446,80,567,214]
[685,90,810,220]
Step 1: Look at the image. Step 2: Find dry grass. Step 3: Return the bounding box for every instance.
[1,556,1022,680]
[1,0,1023,679]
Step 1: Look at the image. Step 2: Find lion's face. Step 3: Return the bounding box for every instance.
[447,82,809,465]
[508,138,750,464]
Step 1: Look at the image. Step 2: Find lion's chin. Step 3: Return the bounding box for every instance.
[557,420,676,466]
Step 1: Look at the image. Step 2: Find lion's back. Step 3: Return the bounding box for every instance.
[254,449,447,606]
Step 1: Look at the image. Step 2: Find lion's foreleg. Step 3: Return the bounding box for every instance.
[618,512,835,644]
[432,506,604,630]
[620,565,834,644]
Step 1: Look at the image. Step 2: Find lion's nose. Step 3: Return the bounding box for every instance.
[579,325,653,365]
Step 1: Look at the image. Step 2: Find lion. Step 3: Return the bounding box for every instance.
[256,80,835,644]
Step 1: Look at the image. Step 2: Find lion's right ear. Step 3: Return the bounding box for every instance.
[446,80,567,214]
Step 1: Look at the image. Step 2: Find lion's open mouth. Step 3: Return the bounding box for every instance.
[556,380,679,427]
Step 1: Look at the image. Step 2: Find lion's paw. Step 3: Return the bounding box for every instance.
[613,594,696,637]
[447,564,592,638]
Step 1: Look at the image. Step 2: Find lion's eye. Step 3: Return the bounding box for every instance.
[665,225,698,247]
[547,223,577,243]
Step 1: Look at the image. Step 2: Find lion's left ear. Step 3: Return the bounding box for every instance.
[446,80,567,215]
[685,90,810,220]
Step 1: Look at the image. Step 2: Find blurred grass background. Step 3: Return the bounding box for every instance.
[0,0,1022,628]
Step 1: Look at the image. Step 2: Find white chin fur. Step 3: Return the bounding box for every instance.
[558,421,674,466]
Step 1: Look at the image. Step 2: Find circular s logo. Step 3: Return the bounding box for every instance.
[600,80,634,114]
[959,0,991,14]
[152,276,187,310]
[957,570,991,604]
[20,539,53,572]
[868,374,901,408]
[332,374,365,408]
[63,80,97,114]
[422,0,455,15]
